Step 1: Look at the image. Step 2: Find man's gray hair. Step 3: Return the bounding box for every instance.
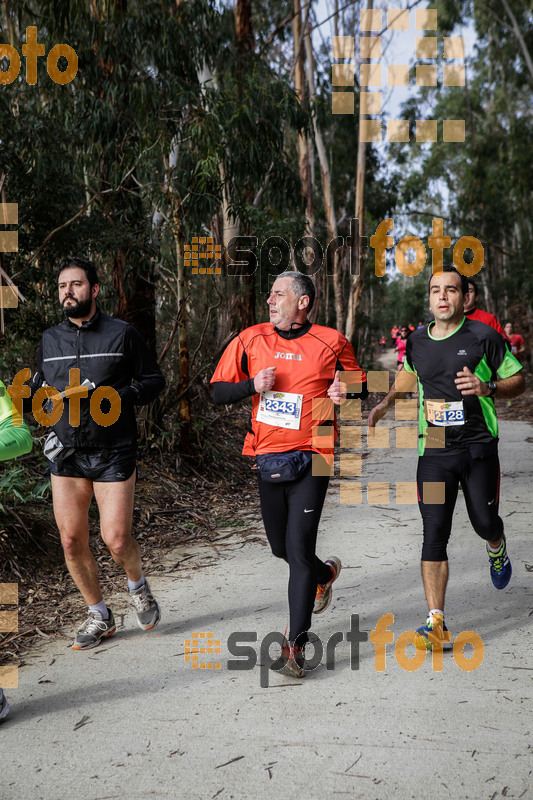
[276,270,315,311]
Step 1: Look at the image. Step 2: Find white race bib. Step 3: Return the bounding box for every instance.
[425,400,465,426]
[256,390,303,430]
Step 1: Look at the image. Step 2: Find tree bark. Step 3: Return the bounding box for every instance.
[234,0,254,54]
[231,0,256,329]
[303,23,343,329]
[292,0,314,235]
[500,0,533,82]
[110,180,156,350]
[164,132,192,432]
[344,0,372,343]
[90,0,157,350]
[174,220,191,432]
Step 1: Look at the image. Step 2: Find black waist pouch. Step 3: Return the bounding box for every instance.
[256,450,313,483]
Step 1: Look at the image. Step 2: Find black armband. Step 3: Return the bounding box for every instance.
[212,379,256,405]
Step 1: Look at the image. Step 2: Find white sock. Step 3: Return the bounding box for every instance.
[128,575,145,592]
[88,600,109,619]
[487,541,503,553]
[429,608,444,618]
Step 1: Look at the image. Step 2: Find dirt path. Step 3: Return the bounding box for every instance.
[377,346,398,372]
[2,405,532,799]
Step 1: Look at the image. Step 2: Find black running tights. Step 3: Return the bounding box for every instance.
[257,467,331,643]
[417,451,503,561]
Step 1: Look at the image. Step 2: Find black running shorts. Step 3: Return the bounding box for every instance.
[416,448,503,561]
[48,449,137,482]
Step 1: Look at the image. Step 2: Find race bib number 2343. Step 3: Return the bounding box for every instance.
[256,390,303,430]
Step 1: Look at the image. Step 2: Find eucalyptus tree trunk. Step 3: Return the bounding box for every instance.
[232,0,256,329]
[91,0,157,349]
[164,134,191,433]
[303,22,343,329]
[174,218,191,432]
[344,0,372,343]
[292,0,314,235]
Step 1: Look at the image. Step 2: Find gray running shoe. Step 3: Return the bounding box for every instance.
[313,556,342,614]
[278,642,305,678]
[129,581,161,630]
[271,639,305,679]
[72,609,116,650]
[0,692,10,721]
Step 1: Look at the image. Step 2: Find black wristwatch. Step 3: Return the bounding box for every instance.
[486,381,497,398]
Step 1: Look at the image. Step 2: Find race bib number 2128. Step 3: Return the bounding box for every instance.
[425,400,465,426]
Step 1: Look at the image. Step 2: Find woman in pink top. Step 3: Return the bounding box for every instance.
[395,325,411,370]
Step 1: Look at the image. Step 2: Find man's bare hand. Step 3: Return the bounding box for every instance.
[327,370,347,404]
[368,402,388,429]
[454,365,486,396]
[254,367,276,393]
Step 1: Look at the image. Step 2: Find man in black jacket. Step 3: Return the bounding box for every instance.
[20,257,165,649]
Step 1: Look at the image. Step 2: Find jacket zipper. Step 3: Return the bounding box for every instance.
[75,328,80,447]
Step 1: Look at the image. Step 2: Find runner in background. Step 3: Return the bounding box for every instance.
[211,271,367,679]
[504,322,525,361]
[464,279,509,340]
[0,379,34,722]
[391,325,399,346]
[394,326,411,371]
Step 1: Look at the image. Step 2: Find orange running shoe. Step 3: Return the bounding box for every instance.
[313,557,341,614]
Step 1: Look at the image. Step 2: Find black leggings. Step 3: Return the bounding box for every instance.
[257,466,331,643]
[417,450,503,561]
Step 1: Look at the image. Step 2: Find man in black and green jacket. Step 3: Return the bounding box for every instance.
[369,266,524,651]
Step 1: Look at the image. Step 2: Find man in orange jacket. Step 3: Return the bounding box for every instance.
[211,271,367,678]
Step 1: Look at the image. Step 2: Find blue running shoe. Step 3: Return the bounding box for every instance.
[414,612,452,651]
[487,534,512,589]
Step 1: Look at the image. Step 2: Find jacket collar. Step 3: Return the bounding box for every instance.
[64,306,101,330]
[274,319,312,340]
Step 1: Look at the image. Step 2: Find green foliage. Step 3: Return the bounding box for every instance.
[6,0,526,454]
[384,276,429,330]
[0,464,50,514]
[391,0,533,316]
